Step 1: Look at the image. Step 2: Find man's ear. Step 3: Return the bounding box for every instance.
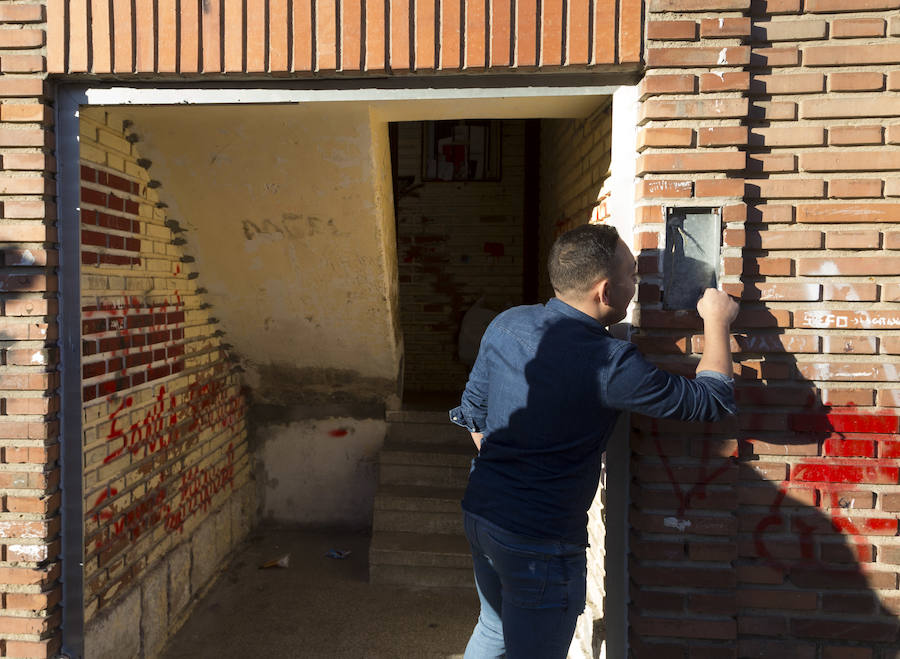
[596,278,612,306]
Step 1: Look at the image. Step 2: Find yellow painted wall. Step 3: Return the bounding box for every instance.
[79,108,254,657]
[114,104,403,528]
[118,104,403,409]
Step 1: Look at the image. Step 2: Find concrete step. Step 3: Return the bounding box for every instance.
[375,484,466,512]
[369,416,474,588]
[369,563,473,588]
[386,421,469,444]
[379,462,471,487]
[369,531,470,566]
[369,531,472,588]
[386,409,450,424]
[380,441,475,466]
[379,441,474,487]
[373,509,464,535]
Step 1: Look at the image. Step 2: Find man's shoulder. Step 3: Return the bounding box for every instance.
[490,303,546,327]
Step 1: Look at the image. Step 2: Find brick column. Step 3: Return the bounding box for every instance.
[0,2,62,658]
[632,0,900,656]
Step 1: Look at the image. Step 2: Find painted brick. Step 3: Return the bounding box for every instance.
[822,335,878,354]
[885,230,900,247]
[832,17,886,38]
[795,309,900,329]
[820,388,875,406]
[797,256,900,276]
[828,72,886,92]
[646,46,749,68]
[699,71,749,92]
[796,361,895,381]
[637,180,694,199]
[740,283,821,302]
[828,125,883,146]
[641,98,747,123]
[828,179,883,199]
[637,152,746,174]
[700,17,751,38]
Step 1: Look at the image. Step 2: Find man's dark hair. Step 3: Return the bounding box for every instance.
[548,223,620,296]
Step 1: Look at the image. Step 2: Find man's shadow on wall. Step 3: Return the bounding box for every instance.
[626,299,900,657]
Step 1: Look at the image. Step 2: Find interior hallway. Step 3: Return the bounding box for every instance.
[160,528,478,658]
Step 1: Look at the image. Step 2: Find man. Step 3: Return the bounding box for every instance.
[450,223,739,659]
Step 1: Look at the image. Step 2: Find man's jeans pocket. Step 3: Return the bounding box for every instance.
[484,530,551,607]
[466,512,587,612]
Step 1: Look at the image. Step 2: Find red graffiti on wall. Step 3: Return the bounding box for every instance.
[89,444,237,551]
[654,436,737,517]
[164,444,236,534]
[648,409,899,570]
[102,379,242,465]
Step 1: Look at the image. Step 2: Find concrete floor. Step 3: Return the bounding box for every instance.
[160,527,479,659]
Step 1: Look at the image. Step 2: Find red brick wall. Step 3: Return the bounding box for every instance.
[395,120,526,393]
[631,0,900,656]
[0,3,60,657]
[46,0,644,75]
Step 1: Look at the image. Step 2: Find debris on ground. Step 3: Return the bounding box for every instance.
[324,549,352,559]
[258,553,290,569]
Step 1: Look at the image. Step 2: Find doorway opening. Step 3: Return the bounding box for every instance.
[57,81,633,658]
[391,105,614,408]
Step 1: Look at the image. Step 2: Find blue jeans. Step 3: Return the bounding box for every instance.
[463,511,587,659]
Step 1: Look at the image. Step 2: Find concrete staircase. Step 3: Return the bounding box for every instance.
[369,409,476,587]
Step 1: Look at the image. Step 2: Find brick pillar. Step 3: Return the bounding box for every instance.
[0,2,62,658]
[632,0,900,656]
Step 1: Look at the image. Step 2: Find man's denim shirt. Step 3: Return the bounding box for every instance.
[450,297,737,545]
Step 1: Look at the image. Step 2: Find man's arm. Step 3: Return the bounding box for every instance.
[695,288,739,378]
[603,289,739,422]
[450,327,493,450]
